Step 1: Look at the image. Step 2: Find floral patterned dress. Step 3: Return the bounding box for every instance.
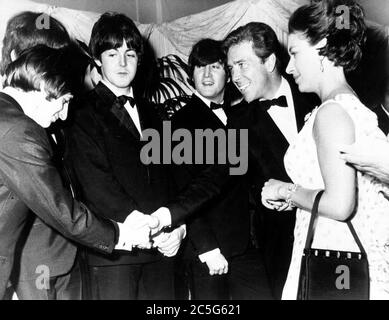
[282,94,389,300]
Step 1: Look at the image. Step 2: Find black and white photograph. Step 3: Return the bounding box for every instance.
[0,0,388,307]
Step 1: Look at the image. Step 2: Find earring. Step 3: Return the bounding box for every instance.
[320,58,324,73]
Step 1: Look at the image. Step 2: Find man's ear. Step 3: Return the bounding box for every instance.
[264,53,277,73]
[10,49,17,62]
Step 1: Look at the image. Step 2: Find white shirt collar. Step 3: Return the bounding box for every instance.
[194,91,223,108]
[100,80,134,99]
[271,76,290,100]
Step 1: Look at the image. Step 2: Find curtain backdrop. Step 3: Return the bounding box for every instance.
[0,0,311,62]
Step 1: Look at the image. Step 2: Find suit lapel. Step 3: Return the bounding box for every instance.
[375,105,389,135]
[252,103,289,168]
[192,95,226,129]
[95,82,141,140]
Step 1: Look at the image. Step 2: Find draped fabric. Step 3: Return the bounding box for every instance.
[0,0,309,62]
[0,0,387,103]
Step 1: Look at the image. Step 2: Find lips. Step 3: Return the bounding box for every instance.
[202,81,214,86]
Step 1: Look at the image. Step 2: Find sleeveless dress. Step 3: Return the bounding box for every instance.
[282,94,389,300]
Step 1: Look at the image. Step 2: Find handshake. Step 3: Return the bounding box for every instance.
[115,208,186,257]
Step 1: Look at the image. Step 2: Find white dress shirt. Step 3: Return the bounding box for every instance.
[266,77,298,145]
[101,80,143,137]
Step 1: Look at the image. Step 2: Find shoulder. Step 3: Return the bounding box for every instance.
[171,97,198,124]
[313,101,355,141]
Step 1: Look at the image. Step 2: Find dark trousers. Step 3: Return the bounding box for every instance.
[188,248,273,300]
[89,258,175,300]
[14,257,82,300]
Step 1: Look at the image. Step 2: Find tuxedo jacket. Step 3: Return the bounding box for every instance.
[170,95,250,259]
[0,93,116,299]
[65,82,176,266]
[374,105,389,135]
[227,76,318,298]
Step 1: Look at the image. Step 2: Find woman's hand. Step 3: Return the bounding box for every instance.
[261,179,292,211]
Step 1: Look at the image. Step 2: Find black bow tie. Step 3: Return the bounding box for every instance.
[116,95,136,108]
[210,102,224,110]
[258,95,287,110]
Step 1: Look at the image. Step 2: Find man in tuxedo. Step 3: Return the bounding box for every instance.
[0,12,148,300]
[151,39,271,299]
[65,12,185,300]
[222,22,318,299]
[0,45,150,300]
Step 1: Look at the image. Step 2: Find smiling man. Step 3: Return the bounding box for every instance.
[223,22,318,299]
[164,38,272,300]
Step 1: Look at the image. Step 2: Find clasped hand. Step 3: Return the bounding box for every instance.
[115,210,185,257]
[115,210,159,251]
[261,179,293,212]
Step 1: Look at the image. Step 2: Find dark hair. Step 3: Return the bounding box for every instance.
[222,22,283,72]
[289,0,367,72]
[0,11,71,75]
[89,12,143,61]
[188,38,227,80]
[5,45,72,100]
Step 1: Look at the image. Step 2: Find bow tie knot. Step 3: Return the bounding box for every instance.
[116,95,136,108]
[258,95,287,110]
[210,102,224,110]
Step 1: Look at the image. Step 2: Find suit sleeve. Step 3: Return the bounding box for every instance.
[167,163,231,226]
[187,214,219,256]
[65,109,138,223]
[0,123,117,254]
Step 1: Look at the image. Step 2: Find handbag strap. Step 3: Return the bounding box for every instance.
[304,190,366,255]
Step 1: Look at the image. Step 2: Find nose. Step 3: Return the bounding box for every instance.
[119,53,127,67]
[203,65,211,78]
[230,67,240,83]
[286,57,294,75]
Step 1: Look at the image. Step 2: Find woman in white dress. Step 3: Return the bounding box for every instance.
[261,0,389,299]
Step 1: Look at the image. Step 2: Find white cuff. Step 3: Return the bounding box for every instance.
[198,248,221,263]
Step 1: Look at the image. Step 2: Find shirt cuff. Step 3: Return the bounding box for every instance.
[198,248,221,263]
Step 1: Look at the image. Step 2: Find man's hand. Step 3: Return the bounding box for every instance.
[152,225,186,257]
[115,210,158,251]
[201,250,228,276]
[338,137,389,184]
[150,207,172,236]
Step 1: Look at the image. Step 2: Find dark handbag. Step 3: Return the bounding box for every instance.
[297,190,369,300]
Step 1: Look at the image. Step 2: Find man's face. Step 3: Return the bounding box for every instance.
[30,90,72,128]
[97,41,138,91]
[193,61,226,103]
[227,41,270,103]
